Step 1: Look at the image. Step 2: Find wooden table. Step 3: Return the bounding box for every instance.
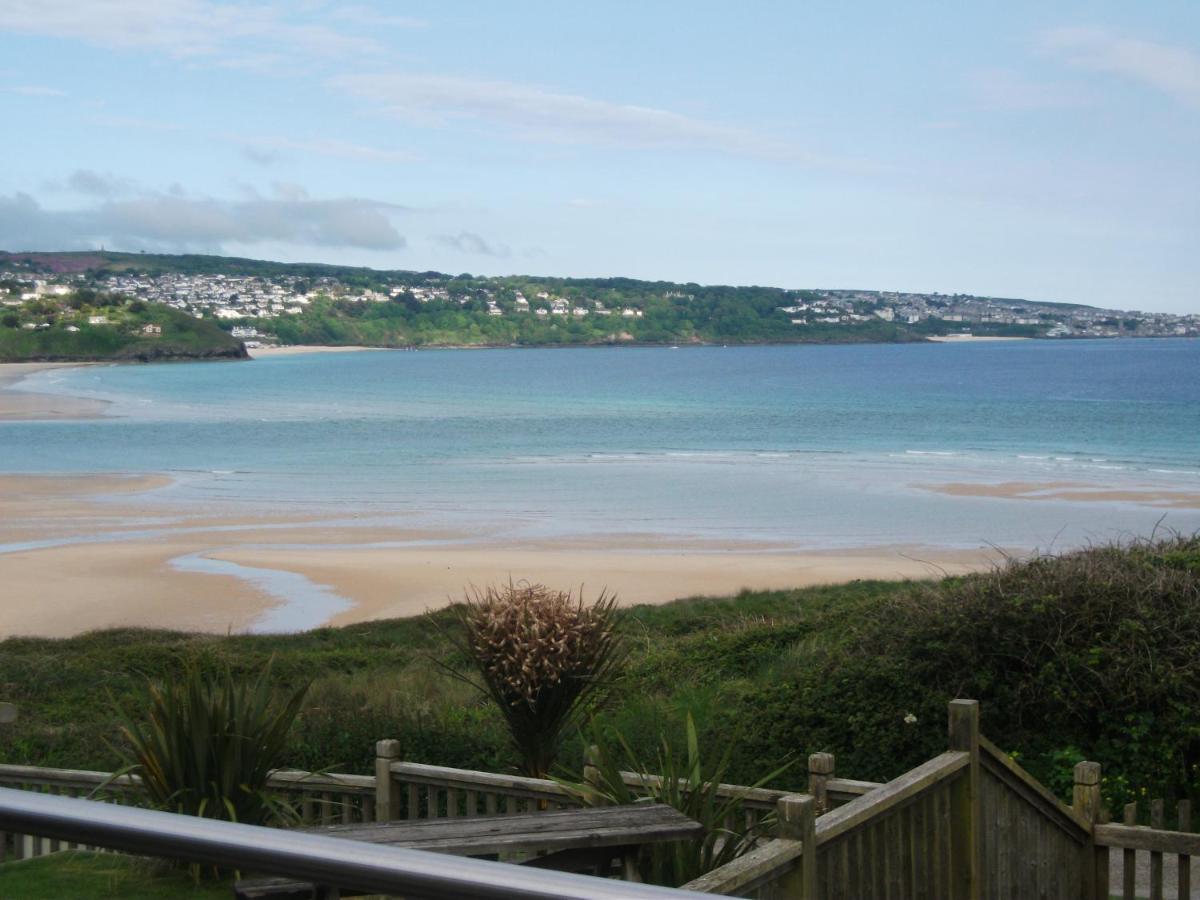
[236,804,704,898]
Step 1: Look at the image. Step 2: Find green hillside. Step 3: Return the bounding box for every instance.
[0,290,246,362]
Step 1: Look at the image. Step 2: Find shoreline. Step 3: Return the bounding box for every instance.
[0,472,1009,639]
[0,362,109,421]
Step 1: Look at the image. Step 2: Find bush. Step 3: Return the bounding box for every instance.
[113,660,309,825]
[439,582,626,778]
[714,537,1200,809]
[558,713,793,887]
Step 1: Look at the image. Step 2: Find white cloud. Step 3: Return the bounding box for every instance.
[0,0,383,67]
[234,134,416,164]
[329,72,812,161]
[1040,27,1200,107]
[4,84,66,97]
[0,181,406,253]
[967,68,1091,111]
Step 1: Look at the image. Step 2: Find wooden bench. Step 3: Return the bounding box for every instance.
[234,803,703,898]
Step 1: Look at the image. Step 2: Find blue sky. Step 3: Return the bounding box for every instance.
[1,2,1197,313]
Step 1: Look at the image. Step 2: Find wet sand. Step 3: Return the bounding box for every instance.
[919,480,1200,509]
[0,362,108,420]
[0,473,1004,638]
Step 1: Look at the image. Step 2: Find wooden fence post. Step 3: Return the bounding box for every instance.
[374,739,401,823]
[948,699,981,900]
[583,744,609,807]
[1073,761,1106,900]
[808,752,835,815]
[777,794,817,900]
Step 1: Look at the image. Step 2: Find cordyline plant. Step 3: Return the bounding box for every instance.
[557,714,795,887]
[110,660,309,827]
[439,582,627,778]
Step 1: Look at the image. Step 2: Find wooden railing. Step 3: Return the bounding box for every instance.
[0,763,374,860]
[3,702,1196,898]
[1094,797,1197,900]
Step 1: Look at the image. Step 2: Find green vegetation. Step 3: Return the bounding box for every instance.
[0,290,246,362]
[263,284,932,347]
[0,538,1196,815]
[0,852,230,899]
[114,661,309,825]
[560,713,789,886]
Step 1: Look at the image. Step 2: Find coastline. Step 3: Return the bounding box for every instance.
[0,362,108,421]
[0,472,1007,639]
[247,344,384,358]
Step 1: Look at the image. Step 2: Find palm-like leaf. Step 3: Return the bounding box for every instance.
[112,660,309,827]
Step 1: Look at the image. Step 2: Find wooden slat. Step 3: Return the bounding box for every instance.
[300,803,703,858]
[1178,799,1192,900]
[979,736,1092,838]
[1151,799,1164,900]
[1124,803,1138,900]
[816,751,968,846]
[681,838,803,895]
[1098,823,1200,857]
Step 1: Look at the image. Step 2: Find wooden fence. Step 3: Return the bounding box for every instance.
[1,698,1196,898]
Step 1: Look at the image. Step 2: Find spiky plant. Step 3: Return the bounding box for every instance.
[558,713,794,887]
[113,660,309,826]
[442,582,626,778]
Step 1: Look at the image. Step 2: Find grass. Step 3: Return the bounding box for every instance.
[0,539,1196,813]
[0,852,231,899]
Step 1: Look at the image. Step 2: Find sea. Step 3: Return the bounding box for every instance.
[4,339,1200,552]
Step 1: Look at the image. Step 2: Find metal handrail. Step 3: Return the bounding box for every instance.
[0,786,707,899]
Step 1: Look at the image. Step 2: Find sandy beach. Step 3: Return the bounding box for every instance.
[0,473,1004,639]
[246,345,382,358]
[0,362,108,420]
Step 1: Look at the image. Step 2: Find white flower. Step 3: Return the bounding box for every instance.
[903,713,918,725]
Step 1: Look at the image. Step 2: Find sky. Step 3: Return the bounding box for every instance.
[1,2,1197,313]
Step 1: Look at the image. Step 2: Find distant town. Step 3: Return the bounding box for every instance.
[1,251,1197,355]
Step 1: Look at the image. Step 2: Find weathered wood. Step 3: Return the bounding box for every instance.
[816,751,968,846]
[948,699,981,900]
[390,761,571,803]
[299,803,703,858]
[1124,803,1139,900]
[1151,799,1164,900]
[681,838,804,895]
[776,794,815,899]
[808,753,834,815]
[1097,822,1200,856]
[1178,799,1191,900]
[372,740,401,823]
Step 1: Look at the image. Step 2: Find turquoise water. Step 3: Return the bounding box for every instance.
[5,339,1200,550]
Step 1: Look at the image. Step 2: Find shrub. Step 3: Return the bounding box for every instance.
[113,660,309,825]
[558,713,793,887]
[439,582,626,778]
[714,536,1200,808]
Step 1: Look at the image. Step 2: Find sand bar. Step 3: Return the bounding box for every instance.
[0,362,108,420]
[0,473,1006,638]
[247,345,383,358]
[918,480,1200,509]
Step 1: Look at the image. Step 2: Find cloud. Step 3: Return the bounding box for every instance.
[329,72,811,160]
[0,0,384,68]
[1040,27,1200,106]
[434,232,510,257]
[4,84,66,97]
[967,68,1091,111]
[65,170,138,198]
[0,182,406,253]
[234,134,416,164]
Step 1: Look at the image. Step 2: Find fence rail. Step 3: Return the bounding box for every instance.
[2,700,1197,898]
[0,785,708,900]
